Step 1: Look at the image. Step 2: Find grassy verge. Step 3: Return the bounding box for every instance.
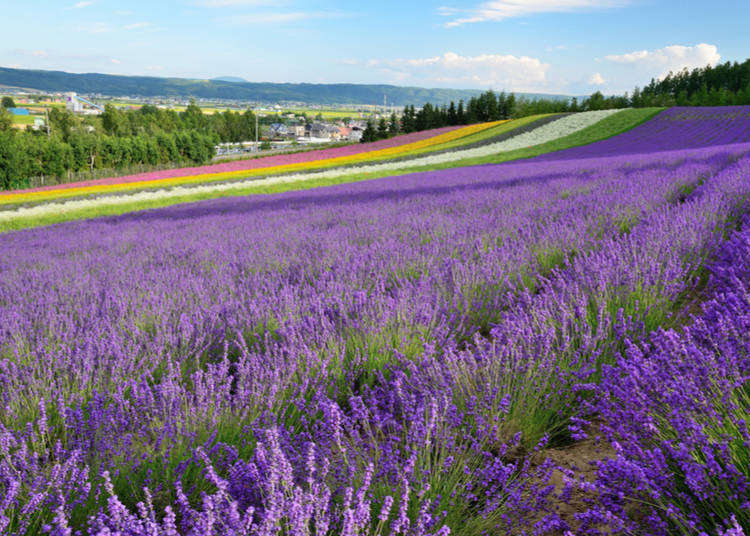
[0,109,663,233]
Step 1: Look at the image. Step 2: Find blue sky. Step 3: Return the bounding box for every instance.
[2,1,748,95]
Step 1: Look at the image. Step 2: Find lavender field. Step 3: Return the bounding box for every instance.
[1,107,749,535]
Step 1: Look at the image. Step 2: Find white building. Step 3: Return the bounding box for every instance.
[65,93,83,113]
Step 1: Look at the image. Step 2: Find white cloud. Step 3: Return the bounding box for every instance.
[123,22,152,30]
[110,58,121,64]
[440,0,628,27]
[367,51,550,90]
[588,72,605,85]
[604,43,720,77]
[72,1,93,8]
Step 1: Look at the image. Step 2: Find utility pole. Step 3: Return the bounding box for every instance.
[45,108,50,138]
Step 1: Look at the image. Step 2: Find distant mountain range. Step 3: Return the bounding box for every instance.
[0,66,572,106]
[211,76,249,83]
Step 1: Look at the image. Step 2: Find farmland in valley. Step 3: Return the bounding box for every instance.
[1,107,749,535]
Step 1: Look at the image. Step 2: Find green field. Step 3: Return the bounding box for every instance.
[282,108,362,119]
[0,108,662,233]
[11,114,36,125]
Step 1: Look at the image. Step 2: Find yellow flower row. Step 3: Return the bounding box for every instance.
[1,121,504,206]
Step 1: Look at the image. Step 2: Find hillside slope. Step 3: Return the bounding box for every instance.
[0,66,571,106]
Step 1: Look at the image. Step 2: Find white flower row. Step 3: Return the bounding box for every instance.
[1,110,621,223]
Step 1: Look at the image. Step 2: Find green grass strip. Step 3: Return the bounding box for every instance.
[0,108,664,233]
[412,107,664,169]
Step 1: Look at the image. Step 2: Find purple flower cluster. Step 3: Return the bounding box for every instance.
[576,214,750,534]
[1,107,749,535]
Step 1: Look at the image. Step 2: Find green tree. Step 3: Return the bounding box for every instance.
[401,105,416,133]
[48,107,77,142]
[0,131,27,189]
[181,98,207,131]
[388,112,400,136]
[0,107,12,131]
[586,91,606,111]
[447,101,458,125]
[456,100,466,124]
[504,94,516,118]
[360,120,377,143]
[377,117,389,139]
[1,96,15,109]
[101,104,128,136]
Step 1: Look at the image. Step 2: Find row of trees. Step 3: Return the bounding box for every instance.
[361,89,627,141]
[99,100,258,143]
[359,114,401,143]
[0,126,216,190]
[637,60,750,106]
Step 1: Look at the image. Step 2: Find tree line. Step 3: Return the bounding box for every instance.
[0,99,258,190]
[636,59,750,106]
[360,90,627,142]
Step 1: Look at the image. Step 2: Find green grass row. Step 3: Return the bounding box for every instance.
[0,108,663,233]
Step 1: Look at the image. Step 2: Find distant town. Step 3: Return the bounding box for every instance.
[1,85,403,156]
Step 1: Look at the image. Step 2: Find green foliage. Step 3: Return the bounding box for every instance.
[0,107,11,131]
[388,112,400,136]
[1,96,15,109]
[359,120,378,143]
[0,130,25,189]
[376,117,389,139]
[640,59,750,106]
[48,107,76,141]
[99,101,256,143]
[0,129,216,190]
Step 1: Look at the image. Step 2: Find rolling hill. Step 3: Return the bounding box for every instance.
[0,66,572,106]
